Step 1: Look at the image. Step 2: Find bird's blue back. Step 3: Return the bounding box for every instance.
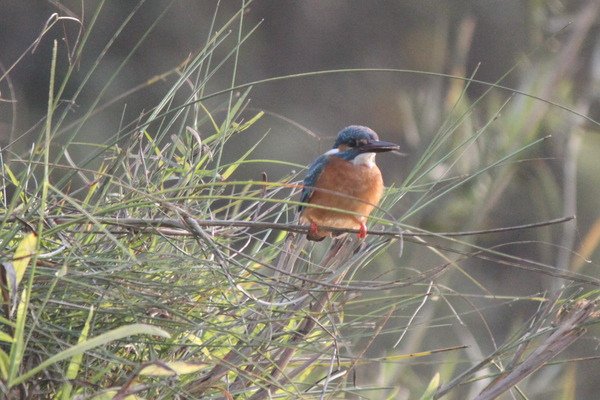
[298,154,329,212]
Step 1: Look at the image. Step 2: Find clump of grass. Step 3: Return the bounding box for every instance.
[1,2,599,400]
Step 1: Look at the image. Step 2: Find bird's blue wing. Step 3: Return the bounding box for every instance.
[298,154,329,212]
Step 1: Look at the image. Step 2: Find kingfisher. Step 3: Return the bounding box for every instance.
[298,125,400,241]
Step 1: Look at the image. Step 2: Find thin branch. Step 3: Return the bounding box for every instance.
[9,214,574,239]
[474,300,597,400]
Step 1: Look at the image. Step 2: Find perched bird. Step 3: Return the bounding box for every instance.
[298,125,399,241]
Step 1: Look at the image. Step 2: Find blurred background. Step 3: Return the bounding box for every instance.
[1,1,599,398]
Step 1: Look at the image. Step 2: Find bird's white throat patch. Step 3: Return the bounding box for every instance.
[352,152,376,167]
[323,148,376,167]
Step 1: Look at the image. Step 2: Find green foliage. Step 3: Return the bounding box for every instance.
[0,2,599,399]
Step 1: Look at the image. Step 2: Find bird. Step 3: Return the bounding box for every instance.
[298,125,399,241]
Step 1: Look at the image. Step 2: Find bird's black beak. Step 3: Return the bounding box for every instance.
[358,140,400,153]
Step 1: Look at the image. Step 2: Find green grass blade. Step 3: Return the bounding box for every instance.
[6,288,28,384]
[11,323,170,387]
[55,306,95,400]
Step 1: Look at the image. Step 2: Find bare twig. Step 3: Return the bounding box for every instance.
[474,300,597,400]
[434,299,598,399]
[5,213,574,239]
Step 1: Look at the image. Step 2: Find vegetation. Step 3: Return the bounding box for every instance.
[0,2,599,399]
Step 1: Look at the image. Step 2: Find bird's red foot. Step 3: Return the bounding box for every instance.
[358,223,367,239]
[309,222,320,238]
[305,221,326,241]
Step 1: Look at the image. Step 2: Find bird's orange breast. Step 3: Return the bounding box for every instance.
[300,156,384,230]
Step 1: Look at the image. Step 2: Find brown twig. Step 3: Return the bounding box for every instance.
[434,299,598,399]
[474,300,597,400]
[8,213,574,239]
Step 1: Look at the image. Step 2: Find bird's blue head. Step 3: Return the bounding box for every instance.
[330,126,399,162]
